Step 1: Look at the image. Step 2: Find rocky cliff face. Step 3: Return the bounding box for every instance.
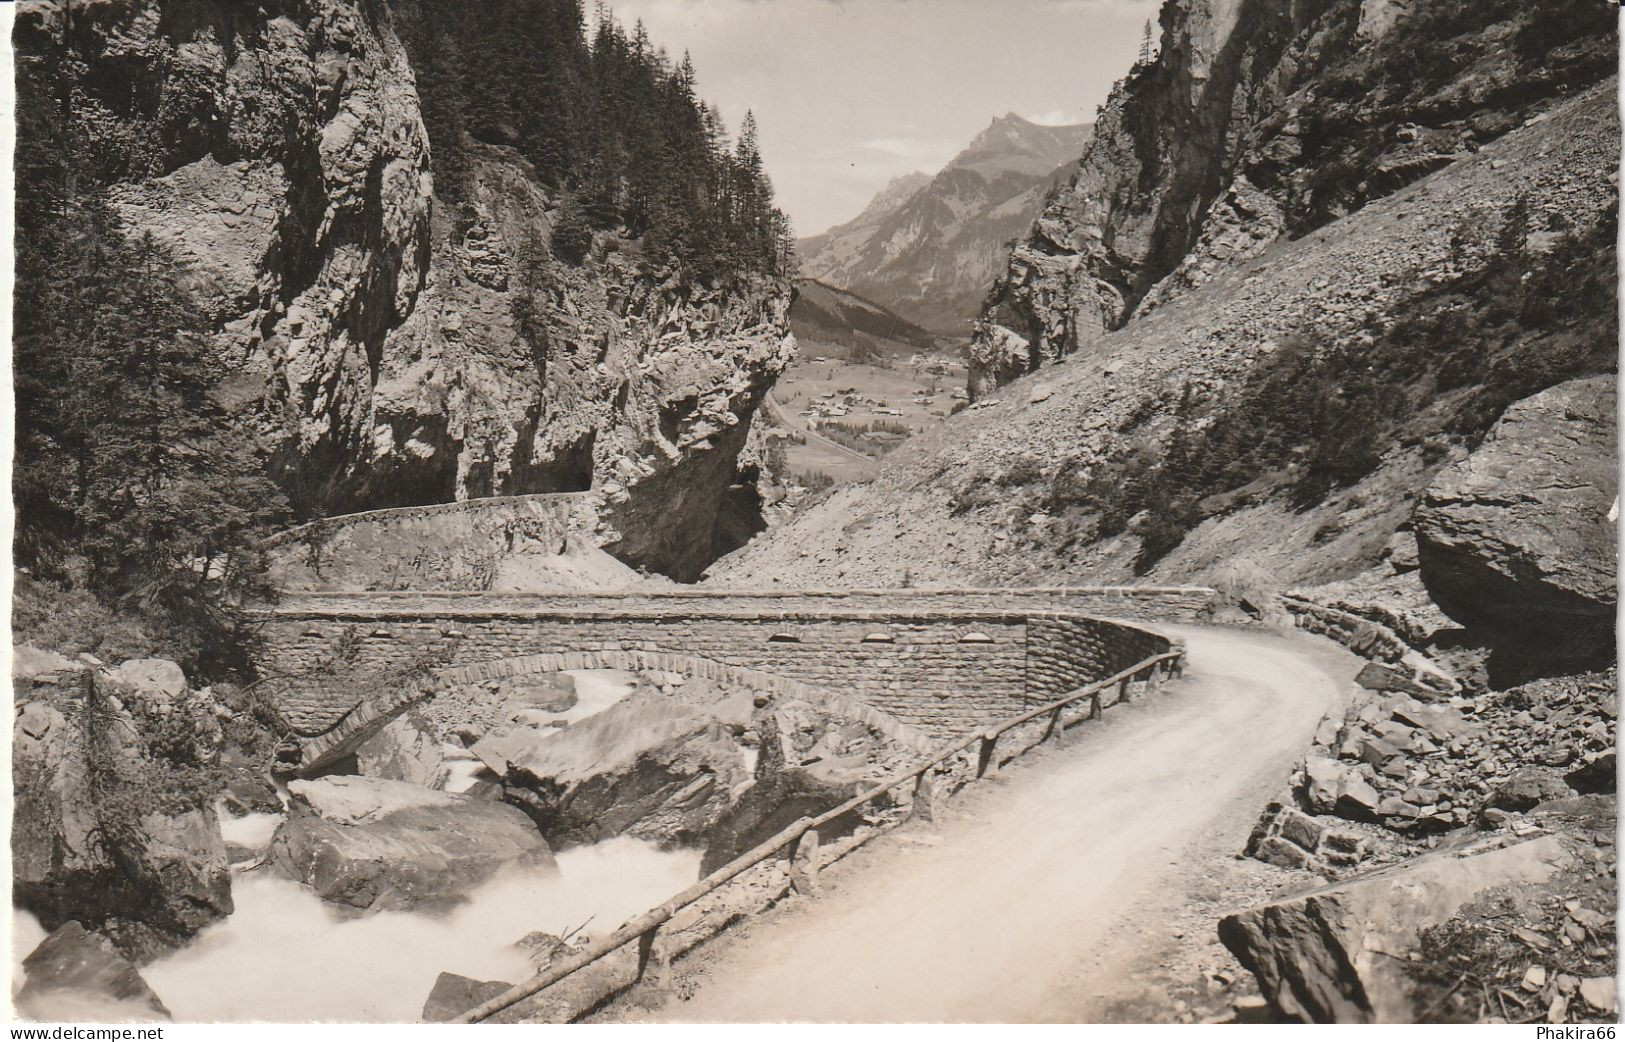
[16,0,793,580]
[799,115,1091,334]
[16,0,436,503]
[373,137,794,579]
[970,0,1616,395]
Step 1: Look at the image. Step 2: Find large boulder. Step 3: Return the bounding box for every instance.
[12,665,233,962]
[476,690,752,848]
[269,776,556,913]
[422,972,512,1023]
[13,645,86,682]
[355,710,448,790]
[1483,767,1573,813]
[16,922,170,1021]
[102,659,188,704]
[1414,377,1617,657]
[1220,834,1578,1022]
[700,702,901,874]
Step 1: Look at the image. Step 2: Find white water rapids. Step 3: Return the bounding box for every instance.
[142,839,701,1022]
[12,670,706,1023]
[14,840,699,1022]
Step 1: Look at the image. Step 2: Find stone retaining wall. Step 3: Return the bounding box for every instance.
[1281,593,1456,692]
[264,494,602,591]
[1026,614,1174,702]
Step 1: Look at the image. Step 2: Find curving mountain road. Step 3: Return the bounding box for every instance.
[609,626,1355,1023]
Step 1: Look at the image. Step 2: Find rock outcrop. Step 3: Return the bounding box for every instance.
[370,131,795,577]
[16,922,171,1021]
[422,973,512,1023]
[1221,833,1581,1023]
[268,776,556,913]
[1415,376,1617,663]
[12,654,233,962]
[700,701,906,874]
[16,0,795,580]
[15,0,434,510]
[471,674,916,860]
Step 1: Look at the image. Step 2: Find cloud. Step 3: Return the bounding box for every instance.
[1042,0,1159,11]
[1024,108,1075,125]
[854,136,960,163]
[858,137,924,157]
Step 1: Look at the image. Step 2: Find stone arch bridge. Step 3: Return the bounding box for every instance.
[250,493,1216,771]
[249,585,1217,773]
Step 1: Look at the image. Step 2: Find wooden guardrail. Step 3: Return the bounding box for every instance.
[451,645,1185,1024]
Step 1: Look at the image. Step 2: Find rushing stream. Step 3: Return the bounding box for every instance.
[12,669,703,1023]
[141,839,701,1022]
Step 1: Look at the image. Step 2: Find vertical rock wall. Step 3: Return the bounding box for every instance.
[968,0,1617,396]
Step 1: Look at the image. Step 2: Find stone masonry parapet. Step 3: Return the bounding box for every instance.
[263,492,596,549]
[256,606,1154,624]
[272,584,1213,600]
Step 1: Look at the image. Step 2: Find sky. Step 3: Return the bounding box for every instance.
[608,0,1160,237]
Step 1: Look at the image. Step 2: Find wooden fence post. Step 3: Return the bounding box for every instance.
[911,769,937,824]
[978,731,1000,777]
[1119,675,1132,706]
[1148,663,1162,693]
[636,925,673,994]
[790,828,821,895]
[1047,705,1065,742]
[1090,691,1102,720]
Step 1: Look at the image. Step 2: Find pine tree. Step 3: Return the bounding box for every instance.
[67,230,287,604]
[14,50,290,670]
[1140,20,1155,66]
[392,0,794,277]
[733,110,767,264]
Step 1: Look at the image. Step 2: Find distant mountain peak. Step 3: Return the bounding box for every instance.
[949,113,1092,179]
[797,114,1094,334]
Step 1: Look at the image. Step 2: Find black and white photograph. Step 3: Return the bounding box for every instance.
[5,0,1621,1027]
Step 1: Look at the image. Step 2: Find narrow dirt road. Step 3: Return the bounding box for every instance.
[763,391,880,477]
[618,626,1353,1023]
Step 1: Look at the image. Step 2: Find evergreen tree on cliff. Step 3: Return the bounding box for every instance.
[392,0,794,280]
[13,67,287,673]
